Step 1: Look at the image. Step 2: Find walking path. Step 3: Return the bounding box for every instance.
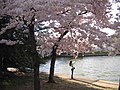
[56,74,119,90]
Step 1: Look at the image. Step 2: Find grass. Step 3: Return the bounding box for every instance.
[0,72,34,90]
[0,72,116,90]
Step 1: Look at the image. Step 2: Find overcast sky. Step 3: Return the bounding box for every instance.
[101,0,120,36]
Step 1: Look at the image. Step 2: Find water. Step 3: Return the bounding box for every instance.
[40,56,120,83]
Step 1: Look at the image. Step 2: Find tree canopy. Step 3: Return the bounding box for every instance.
[0,0,120,57]
[0,0,120,90]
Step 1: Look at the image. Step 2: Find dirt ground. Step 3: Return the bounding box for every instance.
[0,72,117,90]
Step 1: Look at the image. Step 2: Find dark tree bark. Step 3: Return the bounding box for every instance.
[48,31,68,83]
[28,14,40,90]
[33,54,40,90]
[2,58,7,72]
[0,45,9,74]
[0,57,2,74]
[48,45,57,83]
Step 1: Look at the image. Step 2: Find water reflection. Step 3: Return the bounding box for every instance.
[40,56,120,82]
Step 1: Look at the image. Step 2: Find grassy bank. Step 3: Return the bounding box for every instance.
[0,72,116,90]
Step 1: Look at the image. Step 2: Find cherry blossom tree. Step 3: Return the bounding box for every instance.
[0,1,42,90]
[0,0,119,89]
[97,0,120,55]
[35,0,119,83]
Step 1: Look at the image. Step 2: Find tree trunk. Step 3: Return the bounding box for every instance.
[48,31,68,83]
[0,58,2,74]
[48,45,57,83]
[2,58,7,73]
[33,54,40,90]
[29,19,40,90]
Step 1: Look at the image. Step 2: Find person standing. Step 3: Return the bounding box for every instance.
[69,60,75,79]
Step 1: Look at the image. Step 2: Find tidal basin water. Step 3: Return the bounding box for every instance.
[40,56,120,83]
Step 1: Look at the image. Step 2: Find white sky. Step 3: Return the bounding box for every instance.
[100,28,115,36]
[108,0,120,23]
[101,0,120,35]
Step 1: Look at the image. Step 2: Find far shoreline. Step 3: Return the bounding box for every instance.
[57,53,120,57]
